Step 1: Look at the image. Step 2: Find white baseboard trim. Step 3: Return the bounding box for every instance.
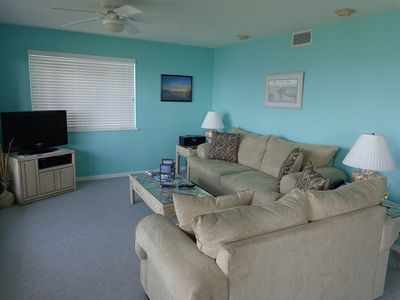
[392,244,400,253]
[77,169,153,182]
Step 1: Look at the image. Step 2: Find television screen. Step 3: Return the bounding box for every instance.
[1,110,68,153]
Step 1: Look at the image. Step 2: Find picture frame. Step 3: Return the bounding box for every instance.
[159,158,176,186]
[161,74,193,102]
[265,72,304,109]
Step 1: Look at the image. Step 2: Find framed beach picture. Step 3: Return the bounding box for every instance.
[161,74,193,102]
[265,72,304,109]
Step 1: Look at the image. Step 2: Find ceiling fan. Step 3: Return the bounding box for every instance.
[45,3,143,34]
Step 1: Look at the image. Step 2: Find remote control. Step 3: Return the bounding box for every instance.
[178,184,195,189]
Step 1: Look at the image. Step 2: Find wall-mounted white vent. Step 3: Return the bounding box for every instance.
[292,30,312,47]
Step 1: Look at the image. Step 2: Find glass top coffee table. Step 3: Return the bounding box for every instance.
[129,173,211,218]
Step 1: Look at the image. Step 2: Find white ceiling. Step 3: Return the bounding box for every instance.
[1,0,399,48]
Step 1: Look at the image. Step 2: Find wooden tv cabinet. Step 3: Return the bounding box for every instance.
[9,148,76,205]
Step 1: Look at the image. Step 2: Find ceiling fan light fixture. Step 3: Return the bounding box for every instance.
[102,12,126,33]
[335,8,356,17]
[103,19,126,32]
[237,34,251,41]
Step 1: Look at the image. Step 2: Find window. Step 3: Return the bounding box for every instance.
[28,50,136,132]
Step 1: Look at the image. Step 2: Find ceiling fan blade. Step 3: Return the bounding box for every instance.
[114,5,142,17]
[128,15,149,24]
[61,17,100,28]
[125,20,140,35]
[44,6,100,14]
[130,14,176,24]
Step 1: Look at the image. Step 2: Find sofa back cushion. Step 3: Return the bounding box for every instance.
[299,143,338,169]
[260,137,339,178]
[260,136,299,178]
[192,189,309,258]
[232,128,269,169]
[306,176,387,221]
[173,190,254,234]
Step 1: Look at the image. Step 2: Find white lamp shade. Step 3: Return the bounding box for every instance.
[201,111,224,129]
[343,133,396,171]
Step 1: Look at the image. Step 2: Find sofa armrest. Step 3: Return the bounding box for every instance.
[380,216,400,252]
[374,216,400,298]
[280,167,347,194]
[135,214,228,300]
[196,143,210,159]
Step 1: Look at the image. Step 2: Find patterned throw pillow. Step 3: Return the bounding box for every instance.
[295,163,328,191]
[208,132,241,162]
[277,148,303,181]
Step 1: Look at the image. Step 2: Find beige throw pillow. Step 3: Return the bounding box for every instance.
[173,190,254,234]
[192,189,309,259]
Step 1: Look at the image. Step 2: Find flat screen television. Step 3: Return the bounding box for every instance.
[1,110,68,154]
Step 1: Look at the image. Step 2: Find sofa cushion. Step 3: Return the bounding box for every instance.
[306,176,387,221]
[190,156,253,185]
[259,136,298,178]
[208,132,241,162]
[220,171,281,205]
[232,128,269,169]
[295,163,329,191]
[277,148,303,181]
[173,190,254,234]
[299,143,338,169]
[192,189,309,259]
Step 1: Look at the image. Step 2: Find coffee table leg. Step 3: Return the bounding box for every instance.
[130,185,135,205]
[176,153,180,176]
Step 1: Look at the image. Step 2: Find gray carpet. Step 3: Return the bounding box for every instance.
[0,177,151,300]
[0,177,399,300]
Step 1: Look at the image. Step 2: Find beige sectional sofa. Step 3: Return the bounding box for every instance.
[135,177,399,300]
[189,129,347,204]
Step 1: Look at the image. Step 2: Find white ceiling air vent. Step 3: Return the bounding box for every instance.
[292,30,312,47]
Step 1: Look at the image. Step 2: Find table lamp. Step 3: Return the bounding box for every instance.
[343,133,396,181]
[201,111,224,142]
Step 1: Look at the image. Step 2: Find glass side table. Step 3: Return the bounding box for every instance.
[175,145,197,179]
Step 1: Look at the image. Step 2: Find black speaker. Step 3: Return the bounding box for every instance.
[179,135,206,148]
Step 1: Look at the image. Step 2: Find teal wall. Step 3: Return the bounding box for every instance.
[1,11,400,203]
[0,24,214,177]
[213,11,400,201]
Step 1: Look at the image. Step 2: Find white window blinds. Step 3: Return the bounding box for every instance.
[28,50,136,132]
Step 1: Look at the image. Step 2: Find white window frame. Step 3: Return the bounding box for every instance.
[28,50,137,132]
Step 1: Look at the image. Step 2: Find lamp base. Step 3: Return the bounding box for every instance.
[352,170,379,181]
[205,129,217,143]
